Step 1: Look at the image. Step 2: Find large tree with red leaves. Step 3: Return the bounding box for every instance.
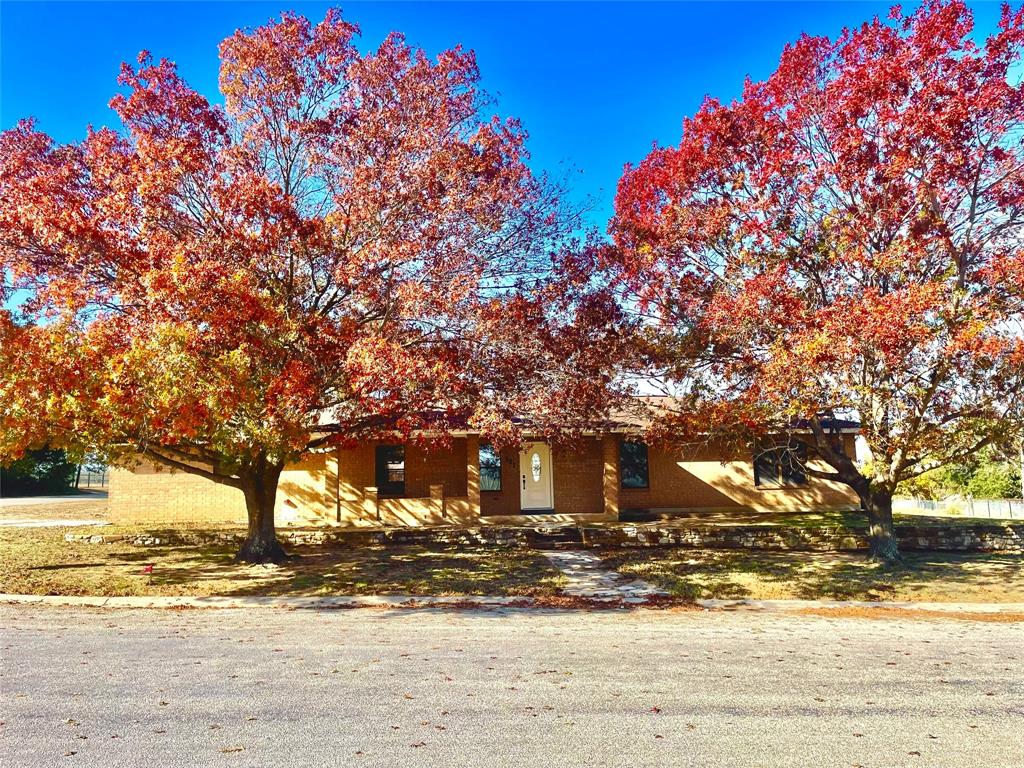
[609,0,1024,560]
[0,10,617,562]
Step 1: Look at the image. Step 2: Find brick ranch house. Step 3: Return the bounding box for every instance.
[108,407,861,527]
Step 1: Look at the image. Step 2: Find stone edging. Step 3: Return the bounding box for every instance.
[2,592,1023,614]
[63,521,1024,554]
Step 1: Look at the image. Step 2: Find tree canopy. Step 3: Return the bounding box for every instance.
[0,10,621,560]
[608,0,1024,558]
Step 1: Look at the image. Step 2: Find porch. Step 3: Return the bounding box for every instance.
[334,435,622,527]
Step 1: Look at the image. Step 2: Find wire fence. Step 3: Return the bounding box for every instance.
[894,497,1024,520]
[76,469,108,489]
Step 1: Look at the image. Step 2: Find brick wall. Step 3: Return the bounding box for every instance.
[110,433,860,527]
[552,439,605,515]
[404,440,468,498]
[616,435,859,513]
[336,443,377,524]
[108,462,247,525]
[480,439,605,517]
[108,453,334,526]
[335,438,474,526]
[479,446,521,516]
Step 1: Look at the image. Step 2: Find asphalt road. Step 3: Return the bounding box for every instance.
[1,604,1021,768]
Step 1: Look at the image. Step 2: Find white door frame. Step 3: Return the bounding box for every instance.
[518,443,554,511]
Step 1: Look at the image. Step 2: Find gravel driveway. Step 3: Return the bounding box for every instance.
[1,604,1021,767]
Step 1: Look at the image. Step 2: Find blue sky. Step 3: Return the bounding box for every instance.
[0,1,1009,227]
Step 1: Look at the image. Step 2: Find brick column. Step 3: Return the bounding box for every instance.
[465,435,481,520]
[331,448,341,523]
[363,486,379,522]
[430,483,445,519]
[602,434,620,519]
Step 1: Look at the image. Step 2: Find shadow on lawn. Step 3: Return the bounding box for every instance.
[601,548,1024,601]
[10,523,1019,602]
[119,542,563,598]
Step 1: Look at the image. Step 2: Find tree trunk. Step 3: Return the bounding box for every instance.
[236,464,289,564]
[861,487,901,563]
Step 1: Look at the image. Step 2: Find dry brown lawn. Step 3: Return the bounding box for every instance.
[0,527,565,598]
[599,547,1024,603]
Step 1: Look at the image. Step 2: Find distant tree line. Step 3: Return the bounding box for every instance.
[898,447,1022,501]
[0,447,78,496]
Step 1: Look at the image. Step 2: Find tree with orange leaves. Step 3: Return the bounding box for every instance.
[0,10,618,562]
[608,1,1024,560]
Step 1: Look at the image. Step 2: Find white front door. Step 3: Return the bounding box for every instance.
[519,443,553,511]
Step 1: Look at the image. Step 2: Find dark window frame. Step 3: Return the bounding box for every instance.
[375,445,406,497]
[753,441,809,488]
[620,440,650,490]
[479,443,502,493]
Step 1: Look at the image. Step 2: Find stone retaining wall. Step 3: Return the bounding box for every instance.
[582,524,1023,553]
[65,521,1024,554]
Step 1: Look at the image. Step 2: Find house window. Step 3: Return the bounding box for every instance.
[620,441,649,489]
[480,443,502,492]
[753,441,808,488]
[375,445,405,497]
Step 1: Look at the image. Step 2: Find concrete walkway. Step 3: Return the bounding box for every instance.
[0,518,109,528]
[0,492,108,507]
[542,549,669,601]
